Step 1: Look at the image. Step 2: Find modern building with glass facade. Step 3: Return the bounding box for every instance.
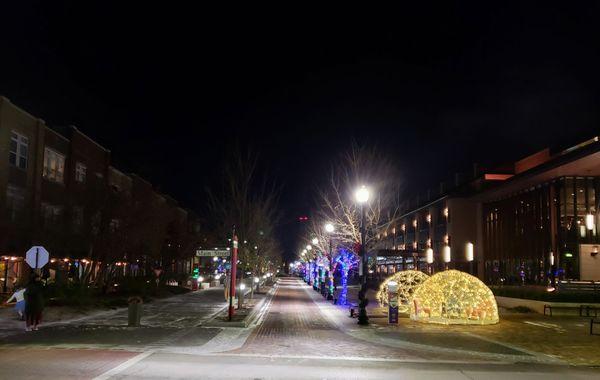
[376,136,600,285]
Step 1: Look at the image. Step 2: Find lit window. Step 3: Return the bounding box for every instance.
[6,185,25,221]
[75,162,87,183]
[9,131,28,169]
[43,148,65,183]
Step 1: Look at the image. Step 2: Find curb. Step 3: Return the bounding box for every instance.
[203,283,277,328]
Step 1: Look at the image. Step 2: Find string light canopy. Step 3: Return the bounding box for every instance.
[410,270,499,325]
[376,270,429,313]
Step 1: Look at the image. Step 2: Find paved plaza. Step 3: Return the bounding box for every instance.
[0,278,598,379]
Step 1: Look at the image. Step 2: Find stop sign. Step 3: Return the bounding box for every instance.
[25,246,50,269]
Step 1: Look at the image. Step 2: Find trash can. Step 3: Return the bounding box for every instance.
[128,296,143,327]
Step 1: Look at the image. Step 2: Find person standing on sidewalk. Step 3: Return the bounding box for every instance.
[24,274,44,331]
[5,286,26,320]
[223,270,230,302]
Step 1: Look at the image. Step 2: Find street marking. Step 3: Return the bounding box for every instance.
[524,321,566,332]
[92,350,155,380]
[210,352,513,365]
[249,284,278,327]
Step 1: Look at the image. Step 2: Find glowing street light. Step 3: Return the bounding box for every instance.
[311,238,319,245]
[355,185,370,204]
[306,244,312,251]
[325,223,334,233]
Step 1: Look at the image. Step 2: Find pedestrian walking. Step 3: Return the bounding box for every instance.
[24,274,44,331]
[5,286,26,320]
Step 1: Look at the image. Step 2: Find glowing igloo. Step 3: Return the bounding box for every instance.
[410,270,499,325]
[376,270,429,313]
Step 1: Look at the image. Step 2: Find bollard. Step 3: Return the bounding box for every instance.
[128,296,143,327]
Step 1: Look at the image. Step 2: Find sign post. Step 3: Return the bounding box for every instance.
[25,246,49,274]
[388,280,399,324]
[228,226,238,321]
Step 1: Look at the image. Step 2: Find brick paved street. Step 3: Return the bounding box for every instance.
[1,278,599,379]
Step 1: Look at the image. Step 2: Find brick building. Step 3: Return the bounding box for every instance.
[0,96,201,290]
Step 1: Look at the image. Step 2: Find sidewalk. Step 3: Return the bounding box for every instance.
[311,283,600,366]
[0,286,228,346]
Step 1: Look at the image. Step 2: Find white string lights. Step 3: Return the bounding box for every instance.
[410,270,499,325]
[376,270,430,313]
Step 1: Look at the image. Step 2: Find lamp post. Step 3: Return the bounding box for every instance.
[325,223,335,300]
[355,185,370,325]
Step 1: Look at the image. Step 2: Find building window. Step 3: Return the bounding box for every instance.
[75,162,87,183]
[9,131,28,169]
[43,148,65,183]
[41,203,63,226]
[6,185,25,221]
[109,218,120,232]
[72,206,84,232]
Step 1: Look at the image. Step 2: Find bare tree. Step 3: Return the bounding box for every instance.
[315,143,402,257]
[205,149,283,275]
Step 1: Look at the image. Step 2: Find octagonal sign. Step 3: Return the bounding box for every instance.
[25,246,50,269]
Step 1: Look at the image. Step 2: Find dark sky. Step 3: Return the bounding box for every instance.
[2,2,600,257]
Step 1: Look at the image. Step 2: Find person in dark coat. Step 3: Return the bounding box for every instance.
[24,274,44,331]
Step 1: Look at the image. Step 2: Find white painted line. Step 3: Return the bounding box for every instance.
[211,352,513,365]
[92,350,155,380]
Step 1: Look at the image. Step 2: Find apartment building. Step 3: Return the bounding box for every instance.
[0,97,201,289]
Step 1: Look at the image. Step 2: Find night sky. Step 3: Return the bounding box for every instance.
[2,3,600,257]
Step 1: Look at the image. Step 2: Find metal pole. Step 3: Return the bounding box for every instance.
[358,204,369,325]
[327,237,334,300]
[3,258,8,293]
[228,226,238,321]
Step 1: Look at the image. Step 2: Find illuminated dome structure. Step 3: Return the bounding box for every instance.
[376,270,429,313]
[410,270,499,325]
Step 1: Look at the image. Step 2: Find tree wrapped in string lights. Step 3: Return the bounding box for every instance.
[410,270,499,325]
[376,270,429,313]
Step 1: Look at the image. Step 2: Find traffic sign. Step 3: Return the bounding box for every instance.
[25,246,49,269]
[196,249,231,257]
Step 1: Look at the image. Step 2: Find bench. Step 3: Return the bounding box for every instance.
[591,319,600,335]
[544,304,599,317]
[580,305,599,317]
[557,280,600,293]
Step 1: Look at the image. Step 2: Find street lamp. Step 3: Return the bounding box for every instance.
[311,237,319,245]
[306,244,312,251]
[324,222,335,300]
[325,223,334,233]
[355,185,370,325]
